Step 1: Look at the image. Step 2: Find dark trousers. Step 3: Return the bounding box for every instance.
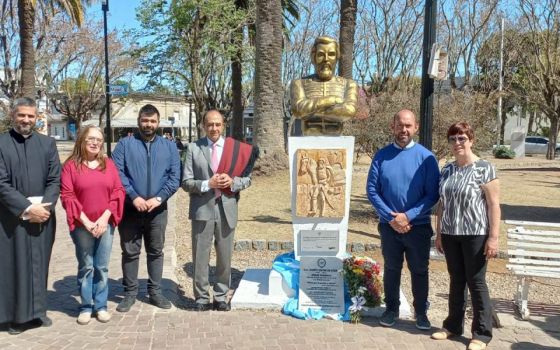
[118,206,168,296]
[442,234,493,344]
[379,223,432,315]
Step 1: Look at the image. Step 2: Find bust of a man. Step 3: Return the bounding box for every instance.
[290,36,358,136]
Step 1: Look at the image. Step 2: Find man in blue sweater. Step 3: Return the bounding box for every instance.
[112,104,181,312]
[367,109,440,330]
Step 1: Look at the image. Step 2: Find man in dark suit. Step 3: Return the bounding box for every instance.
[0,97,61,334]
[182,109,253,311]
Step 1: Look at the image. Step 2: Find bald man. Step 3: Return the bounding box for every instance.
[366,109,440,330]
[182,110,254,312]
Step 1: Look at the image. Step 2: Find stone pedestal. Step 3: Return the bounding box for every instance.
[288,136,355,259]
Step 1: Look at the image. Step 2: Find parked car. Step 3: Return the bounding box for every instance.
[524,136,560,155]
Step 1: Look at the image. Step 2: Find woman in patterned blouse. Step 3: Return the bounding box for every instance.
[431,122,500,350]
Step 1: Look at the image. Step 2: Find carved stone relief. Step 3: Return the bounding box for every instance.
[295,149,346,218]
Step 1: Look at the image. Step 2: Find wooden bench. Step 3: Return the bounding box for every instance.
[506,220,560,319]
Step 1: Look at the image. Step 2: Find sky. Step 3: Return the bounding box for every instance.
[86,0,143,32]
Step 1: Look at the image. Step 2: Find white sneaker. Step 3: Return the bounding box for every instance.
[77,312,92,325]
[96,310,111,323]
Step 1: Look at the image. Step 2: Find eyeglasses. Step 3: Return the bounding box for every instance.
[86,137,103,144]
[448,135,469,144]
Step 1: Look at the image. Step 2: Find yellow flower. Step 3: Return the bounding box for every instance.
[352,268,364,275]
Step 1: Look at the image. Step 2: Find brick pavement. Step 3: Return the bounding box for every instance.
[1,196,560,349]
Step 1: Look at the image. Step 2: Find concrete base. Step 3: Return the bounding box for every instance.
[231,269,294,310]
[231,268,412,319]
[361,289,412,319]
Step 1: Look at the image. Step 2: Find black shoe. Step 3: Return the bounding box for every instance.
[149,294,172,309]
[116,295,136,312]
[195,303,212,312]
[37,316,52,327]
[7,323,25,335]
[213,300,231,312]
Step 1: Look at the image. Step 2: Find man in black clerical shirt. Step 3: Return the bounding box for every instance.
[0,97,61,335]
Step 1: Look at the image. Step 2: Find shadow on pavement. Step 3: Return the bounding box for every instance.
[49,276,183,315]
[180,262,244,309]
[512,343,559,350]
[500,204,560,223]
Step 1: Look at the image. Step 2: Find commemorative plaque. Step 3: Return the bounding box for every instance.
[298,256,344,314]
[299,229,339,256]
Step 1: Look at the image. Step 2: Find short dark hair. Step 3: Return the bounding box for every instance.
[447,122,475,140]
[10,97,36,116]
[138,104,160,120]
[202,109,224,125]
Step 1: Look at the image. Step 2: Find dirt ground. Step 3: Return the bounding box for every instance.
[236,155,560,253]
[173,154,560,321]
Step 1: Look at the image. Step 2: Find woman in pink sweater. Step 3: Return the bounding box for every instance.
[61,126,125,325]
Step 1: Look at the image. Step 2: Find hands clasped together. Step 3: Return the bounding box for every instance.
[209,173,233,190]
[81,212,110,238]
[132,197,162,213]
[27,203,52,224]
[389,211,411,234]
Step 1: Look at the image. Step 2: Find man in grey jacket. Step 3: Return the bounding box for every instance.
[182,109,252,311]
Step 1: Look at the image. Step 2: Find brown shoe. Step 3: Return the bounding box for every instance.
[431,328,455,340]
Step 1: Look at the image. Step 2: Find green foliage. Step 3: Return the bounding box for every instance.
[493,145,516,159]
[59,76,91,95]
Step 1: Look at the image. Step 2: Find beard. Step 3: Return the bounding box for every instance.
[139,126,156,138]
[317,63,333,81]
[14,123,34,135]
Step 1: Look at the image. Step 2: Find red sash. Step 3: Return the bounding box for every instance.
[216,137,254,196]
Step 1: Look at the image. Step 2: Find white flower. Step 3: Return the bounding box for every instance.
[358,286,367,295]
[349,295,368,313]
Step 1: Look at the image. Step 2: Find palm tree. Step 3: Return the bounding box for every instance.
[230,0,300,141]
[253,0,286,165]
[17,0,87,98]
[338,0,358,79]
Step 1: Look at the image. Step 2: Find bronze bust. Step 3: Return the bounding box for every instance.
[290,36,358,136]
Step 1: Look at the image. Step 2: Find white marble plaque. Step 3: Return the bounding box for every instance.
[299,230,339,256]
[298,257,344,314]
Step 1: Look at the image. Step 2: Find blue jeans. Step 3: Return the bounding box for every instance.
[379,223,432,315]
[71,225,114,313]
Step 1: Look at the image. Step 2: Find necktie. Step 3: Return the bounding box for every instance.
[211,143,221,198]
[211,142,219,173]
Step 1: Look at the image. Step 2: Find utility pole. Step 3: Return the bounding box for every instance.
[102,0,111,156]
[497,17,505,146]
[419,0,437,150]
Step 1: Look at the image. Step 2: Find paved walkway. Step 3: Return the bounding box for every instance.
[1,196,559,349]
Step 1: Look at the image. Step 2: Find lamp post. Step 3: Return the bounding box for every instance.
[419,0,437,150]
[187,95,193,142]
[102,0,111,156]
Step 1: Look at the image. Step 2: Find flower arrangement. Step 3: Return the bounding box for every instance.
[343,256,383,323]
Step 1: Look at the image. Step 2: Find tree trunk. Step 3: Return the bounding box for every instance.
[253,0,287,171]
[338,0,357,79]
[231,25,244,141]
[527,110,535,135]
[17,0,35,98]
[499,107,507,145]
[546,114,558,160]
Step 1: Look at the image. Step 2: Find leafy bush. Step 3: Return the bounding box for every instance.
[494,145,516,159]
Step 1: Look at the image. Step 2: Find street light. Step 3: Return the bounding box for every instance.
[187,94,194,142]
[102,0,111,156]
[419,0,437,150]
